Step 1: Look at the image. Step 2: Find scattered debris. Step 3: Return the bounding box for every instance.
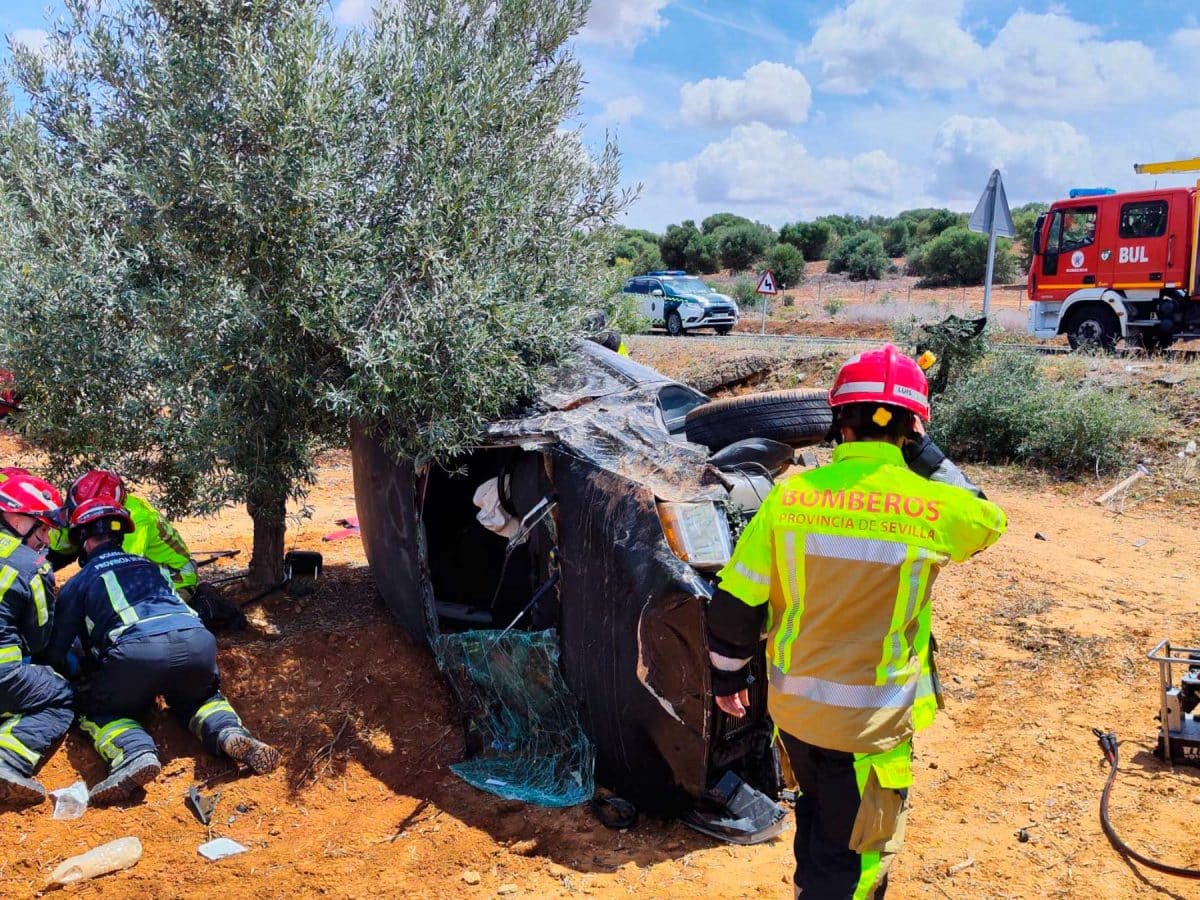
[497,885,518,896]
[1034,532,1048,542]
[947,857,976,876]
[47,836,142,886]
[462,871,482,885]
[49,780,88,821]
[323,516,360,542]
[1018,828,1030,843]
[1153,373,1187,387]
[1094,464,1150,506]
[1133,539,1149,550]
[188,786,221,827]
[198,838,248,862]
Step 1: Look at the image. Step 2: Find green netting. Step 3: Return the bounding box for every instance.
[435,629,594,808]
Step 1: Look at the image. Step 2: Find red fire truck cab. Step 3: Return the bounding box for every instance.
[1027,186,1200,349]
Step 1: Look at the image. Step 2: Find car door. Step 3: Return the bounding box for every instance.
[1043,204,1098,289]
[646,279,665,324]
[1109,196,1176,291]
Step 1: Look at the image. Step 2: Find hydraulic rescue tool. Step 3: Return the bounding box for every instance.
[1092,639,1200,879]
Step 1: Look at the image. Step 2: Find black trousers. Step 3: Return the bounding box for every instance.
[780,732,908,900]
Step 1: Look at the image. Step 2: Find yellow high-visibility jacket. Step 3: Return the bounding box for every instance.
[50,494,197,592]
[716,441,1006,755]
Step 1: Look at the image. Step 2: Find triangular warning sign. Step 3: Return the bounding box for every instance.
[756,270,777,295]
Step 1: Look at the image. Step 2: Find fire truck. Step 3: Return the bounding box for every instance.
[1027,160,1200,350]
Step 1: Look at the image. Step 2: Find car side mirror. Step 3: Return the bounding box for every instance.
[651,289,664,297]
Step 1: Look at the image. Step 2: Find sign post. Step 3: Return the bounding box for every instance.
[755,269,777,335]
[968,169,1016,318]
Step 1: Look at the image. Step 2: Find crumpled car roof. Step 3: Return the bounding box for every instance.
[482,342,726,504]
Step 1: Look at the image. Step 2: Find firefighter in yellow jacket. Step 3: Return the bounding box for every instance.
[708,345,1006,899]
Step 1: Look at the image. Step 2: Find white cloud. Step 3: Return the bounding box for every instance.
[803,0,982,94]
[580,0,669,49]
[333,0,371,26]
[659,123,904,217]
[9,28,50,57]
[978,13,1174,111]
[679,62,812,127]
[597,95,644,125]
[1170,28,1200,51]
[930,115,1095,202]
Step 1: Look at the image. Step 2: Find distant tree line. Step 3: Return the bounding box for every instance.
[608,201,1050,287]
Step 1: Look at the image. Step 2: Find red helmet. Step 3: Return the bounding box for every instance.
[68,497,134,542]
[0,471,66,528]
[829,344,931,422]
[68,470,127,513]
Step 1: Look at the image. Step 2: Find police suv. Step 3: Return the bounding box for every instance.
[622,271,740,336]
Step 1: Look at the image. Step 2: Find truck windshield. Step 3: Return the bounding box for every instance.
[1050,206,1097,252]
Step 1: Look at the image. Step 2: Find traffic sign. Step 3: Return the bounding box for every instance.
[756,270,777,295]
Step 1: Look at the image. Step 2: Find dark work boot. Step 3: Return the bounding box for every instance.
[0,759,45,807]
[220,729,280,775]
[89,751,162,806]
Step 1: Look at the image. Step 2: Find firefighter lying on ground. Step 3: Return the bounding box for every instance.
[49,470,245,631]
[47,497,278,805]
[707,345,1007,899]
[0,470,74,807]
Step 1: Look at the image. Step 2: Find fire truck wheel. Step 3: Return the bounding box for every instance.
[1064,305,1119,352]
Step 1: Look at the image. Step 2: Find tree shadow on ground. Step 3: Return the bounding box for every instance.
[216,562,732,875]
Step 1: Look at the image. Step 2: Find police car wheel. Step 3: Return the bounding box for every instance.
[666,311,684,337]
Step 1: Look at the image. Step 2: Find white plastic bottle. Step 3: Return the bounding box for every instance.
[47,836,142,886]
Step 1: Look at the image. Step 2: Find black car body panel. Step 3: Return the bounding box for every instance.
[350,342,774,812]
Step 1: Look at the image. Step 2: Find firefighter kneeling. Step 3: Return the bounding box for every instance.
[708,345,1006,899]
[48,497,279,804]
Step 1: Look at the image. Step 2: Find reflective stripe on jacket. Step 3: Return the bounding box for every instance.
[716,441,1006,754]
[48,544,200,668]
[0,532,56,661]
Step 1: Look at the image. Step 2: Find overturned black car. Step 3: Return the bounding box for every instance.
[350,343,830,832]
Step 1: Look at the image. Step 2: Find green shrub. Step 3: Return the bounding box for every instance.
[764,242,805,288]
[893,314,990,397]
[911,227,1017,286]
[702,212,754,235]
[660,220,699,269]
[731,276,761,308]
[717,224,773,273]
[611,228,663,275]
[823,295,845,316]
[684,231,720,273]
[932,353,1155,474]
[779,221,832,260]
[828,230,888,280]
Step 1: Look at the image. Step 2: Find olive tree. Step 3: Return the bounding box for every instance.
[0,0,627,586]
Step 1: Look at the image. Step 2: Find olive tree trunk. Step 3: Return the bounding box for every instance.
[246,493,287,589]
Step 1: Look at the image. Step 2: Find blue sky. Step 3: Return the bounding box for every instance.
[5,1,1200,231]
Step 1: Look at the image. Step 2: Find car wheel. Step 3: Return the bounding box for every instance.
[1064,305,1119,351]
[715,326,732,335]
[666,311,684,337]
[684,389,832,451]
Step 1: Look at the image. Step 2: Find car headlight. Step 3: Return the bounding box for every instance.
[657,501,732,570]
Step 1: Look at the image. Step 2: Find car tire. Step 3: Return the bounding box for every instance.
[666,311,684,337]
[684,389,832,451]
[715,326,732,335]
[1064,305,1119,351]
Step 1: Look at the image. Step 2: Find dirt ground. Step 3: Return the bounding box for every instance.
[2,338,1200,897]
